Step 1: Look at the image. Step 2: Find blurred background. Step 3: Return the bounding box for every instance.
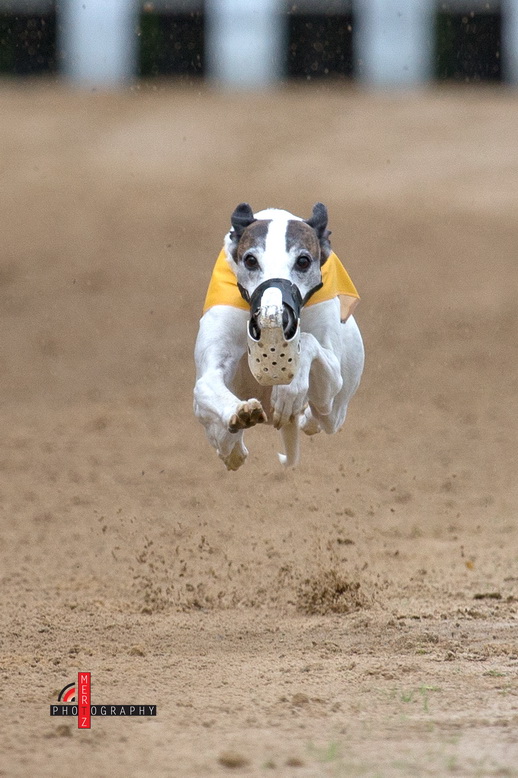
[0,0,514,88]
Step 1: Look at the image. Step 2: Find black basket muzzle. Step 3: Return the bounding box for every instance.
[238,278,322,386]
[238,278,322,339]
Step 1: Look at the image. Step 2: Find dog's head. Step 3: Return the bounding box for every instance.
[225,203,332,384]
[226,203,331,327]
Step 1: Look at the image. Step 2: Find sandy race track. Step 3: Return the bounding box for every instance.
[1,80,517,777]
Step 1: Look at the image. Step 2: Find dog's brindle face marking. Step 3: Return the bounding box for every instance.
[236,220,270,263]
[228,207,330,303]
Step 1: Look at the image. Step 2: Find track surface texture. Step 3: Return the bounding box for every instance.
[1,81,517,777]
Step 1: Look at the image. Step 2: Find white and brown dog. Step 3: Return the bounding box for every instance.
[194,203,364,470]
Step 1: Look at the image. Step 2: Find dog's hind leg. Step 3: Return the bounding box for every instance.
[278,419,300,467]
[307,316,364,435]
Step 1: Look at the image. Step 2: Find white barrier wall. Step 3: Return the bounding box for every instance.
[1,0,516,88]
[58,0,138,87]
[355,0,434,87]
[205,0,285,88]
[502,0,518,83]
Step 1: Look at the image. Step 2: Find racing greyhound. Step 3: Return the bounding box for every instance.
[193,203,364,470]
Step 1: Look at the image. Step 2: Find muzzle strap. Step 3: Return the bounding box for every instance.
[301,281,323,306]
[238,278,323,312]
[240,278,324,386]
[237,282,250,303]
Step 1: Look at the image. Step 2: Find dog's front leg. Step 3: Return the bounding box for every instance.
[270,332,342,429]
[194,306,267,470]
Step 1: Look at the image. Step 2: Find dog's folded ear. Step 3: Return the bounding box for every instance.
[230,203,256,240]
[306,202,332,264]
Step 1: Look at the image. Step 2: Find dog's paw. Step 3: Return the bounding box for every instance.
[228,399,267,433]
[220,440,249,471]
[270,384,308,430]
[299,406,322,436]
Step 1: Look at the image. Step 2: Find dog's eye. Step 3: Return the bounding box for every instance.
[243,253,259,270]
[295,254,312,271]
